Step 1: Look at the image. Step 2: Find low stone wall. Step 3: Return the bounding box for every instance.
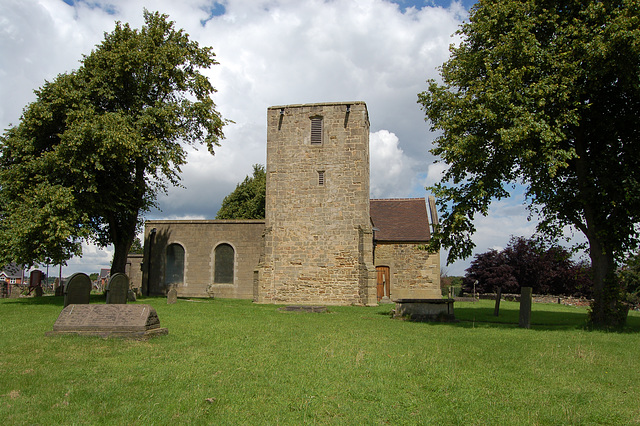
[476,293,592,307]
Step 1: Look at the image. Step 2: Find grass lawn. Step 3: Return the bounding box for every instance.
[1,296,639,424]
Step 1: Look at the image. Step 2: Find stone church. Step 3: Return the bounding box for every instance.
[133,102,440,305]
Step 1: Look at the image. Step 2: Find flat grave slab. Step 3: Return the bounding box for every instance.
[279,305,327,313]
[46,304,168,339]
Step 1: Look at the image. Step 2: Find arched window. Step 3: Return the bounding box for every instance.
[214,243,235,284]
[165,243,185,287]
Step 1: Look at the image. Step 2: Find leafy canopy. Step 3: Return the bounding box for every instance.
[216,164,266,220]
[418,0,640,325]
[0,11,227,271]
[463,236,593,297]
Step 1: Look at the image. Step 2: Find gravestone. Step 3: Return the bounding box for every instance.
[105,273,129,304]
[64,273,92,307]
[1,281,7,298]
[167,287,177,304]
[519,287,533,329]
[54,278,63,296]
[494,287,502,317]
[46,304,168,339]
[127,289,137,302]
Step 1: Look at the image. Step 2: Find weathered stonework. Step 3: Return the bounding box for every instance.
[374,243,441,300]
[133,101,439,305]
[257,102,377,305]
[125,254,143,292]
[141,220,264,298]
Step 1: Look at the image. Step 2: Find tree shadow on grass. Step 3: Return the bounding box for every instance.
[0,294,106,306]
[388,302,640,333]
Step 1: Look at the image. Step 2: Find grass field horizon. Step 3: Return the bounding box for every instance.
[1,296,639,424]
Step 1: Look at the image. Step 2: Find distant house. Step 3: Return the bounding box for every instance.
[0,263,24,285]
[1,263,25,298]
[99,268,111,289]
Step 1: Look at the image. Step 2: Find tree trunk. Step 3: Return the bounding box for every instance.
[109,211,138,275]
[586,233,619,325]
[574,133,626,327]
[111,238,132,275]
[111,161,146,275]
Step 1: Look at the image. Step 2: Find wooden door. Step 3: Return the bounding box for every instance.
[376,266,390,302]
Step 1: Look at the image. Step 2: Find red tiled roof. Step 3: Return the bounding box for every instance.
[370,198,431,242]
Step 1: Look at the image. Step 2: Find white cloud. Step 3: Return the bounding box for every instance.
[423,162,449,188]
[370,130,416,198]
[8,0,557,277]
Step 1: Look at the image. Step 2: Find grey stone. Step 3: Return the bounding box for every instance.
[105,273,129,304]
[64,273,92,307]
[127,289,137,302]
[167,287,177,304]
[46,304,168,339]
[393,298,457,322]
[279,305,327,313]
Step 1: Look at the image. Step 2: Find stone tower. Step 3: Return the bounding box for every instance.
[257,102,377,305]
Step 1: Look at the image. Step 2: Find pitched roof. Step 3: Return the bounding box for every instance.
[1,263,23,279]
[370,198,431,242]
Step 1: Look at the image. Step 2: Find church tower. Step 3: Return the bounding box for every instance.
[257,102,377,305]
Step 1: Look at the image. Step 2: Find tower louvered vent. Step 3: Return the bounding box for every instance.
[311,117,323,145]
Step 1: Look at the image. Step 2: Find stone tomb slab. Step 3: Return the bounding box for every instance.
[46,304,168,339]
[393,298,457,322]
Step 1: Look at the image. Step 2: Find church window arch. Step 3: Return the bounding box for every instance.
[165,243,185,288]
[214,243,235,284]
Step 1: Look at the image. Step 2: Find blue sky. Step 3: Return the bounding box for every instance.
[2,0,584,277]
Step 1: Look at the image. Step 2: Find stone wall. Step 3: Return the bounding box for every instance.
[258,102,377,305]
[125,254,143,292]
[143,220,265,299]
[374,243,440,300]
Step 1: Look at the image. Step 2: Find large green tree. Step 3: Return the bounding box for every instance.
[0,11,226,273]
[216,164,266,219]
[418,0,640,326]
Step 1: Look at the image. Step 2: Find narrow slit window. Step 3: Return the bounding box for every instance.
[318,170,325,186]
[310,117,323,145]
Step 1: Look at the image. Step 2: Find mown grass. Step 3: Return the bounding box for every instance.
[1,296,639,424]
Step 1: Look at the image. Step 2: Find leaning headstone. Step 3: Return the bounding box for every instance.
[46,304,168,339]
[64,273,92,307]
[519,287,533,329]
[167,287,177,304]
[105,273,129,304]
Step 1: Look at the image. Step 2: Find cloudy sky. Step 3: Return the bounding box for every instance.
[1,0,568,278]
